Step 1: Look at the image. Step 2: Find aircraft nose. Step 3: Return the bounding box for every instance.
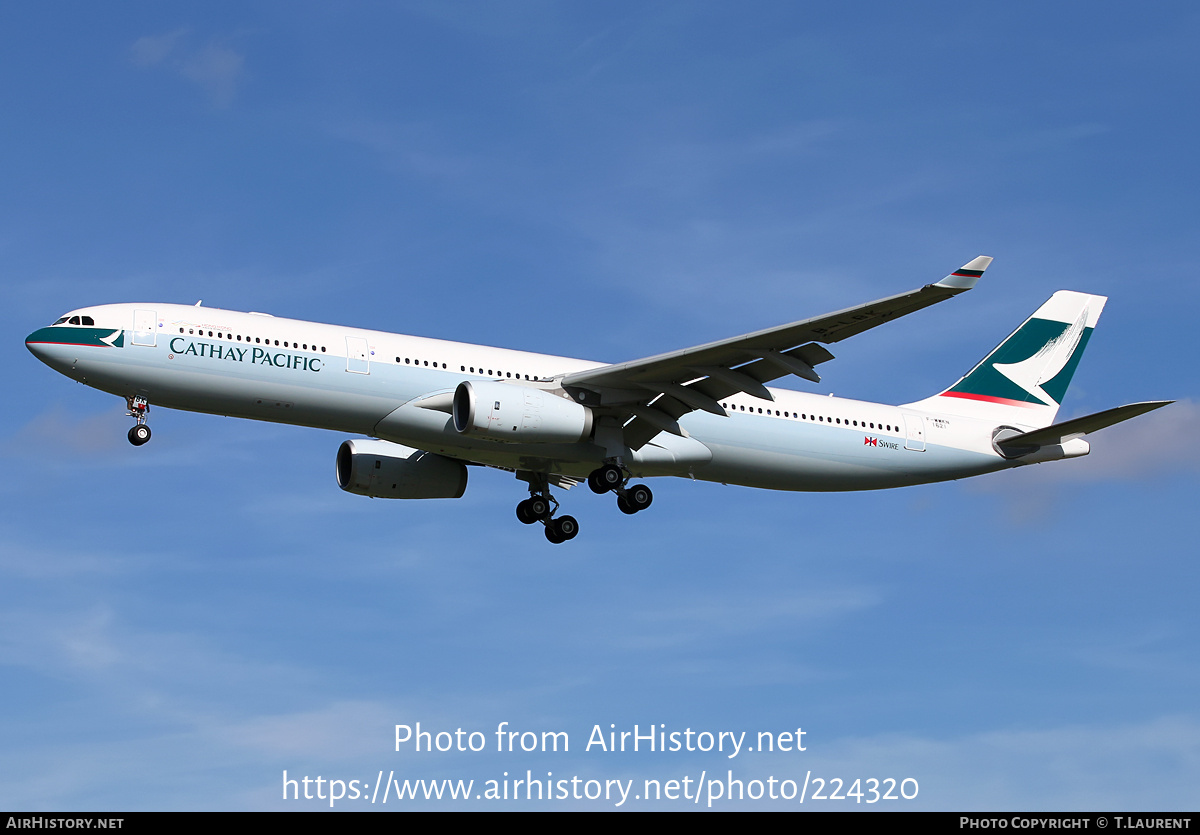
[25,327,65,367]
[26,329,49,359]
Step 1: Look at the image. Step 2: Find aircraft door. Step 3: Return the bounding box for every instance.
[132,309,157,347]
[346,336,370,374]
[902,413,926,451]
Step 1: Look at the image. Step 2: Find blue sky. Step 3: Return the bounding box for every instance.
[2,2,1198,810]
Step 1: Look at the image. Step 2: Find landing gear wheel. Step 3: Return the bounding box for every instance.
[555,515,579,540]
[128,424,151,446]
[544,515,579,544]
[516,499,538,525]
[528,496,552,520]
[588,464,624,494]
[617,484,652,514]
[626,483,653,512]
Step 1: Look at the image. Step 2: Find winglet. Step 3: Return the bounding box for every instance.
[934,256,993,291]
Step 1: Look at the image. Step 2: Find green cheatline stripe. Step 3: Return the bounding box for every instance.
[947,319,1093,406]
[26,327,125,349]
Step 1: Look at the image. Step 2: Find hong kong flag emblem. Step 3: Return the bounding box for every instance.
[864,436,877,446]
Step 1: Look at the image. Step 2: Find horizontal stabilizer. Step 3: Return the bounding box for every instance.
[996,400,1173,452]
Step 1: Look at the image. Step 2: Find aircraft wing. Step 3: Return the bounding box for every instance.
[559,256,992,449]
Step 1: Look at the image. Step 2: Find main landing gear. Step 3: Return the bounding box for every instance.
[587,463,653,516]
[515,464,654,544]
[516,496,579,544]
[516,478,579,544]
[126,396,152,446]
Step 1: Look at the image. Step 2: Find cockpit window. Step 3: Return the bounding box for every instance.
[53,317,68,325]
[81,316,94,325]
[69,316,81,325]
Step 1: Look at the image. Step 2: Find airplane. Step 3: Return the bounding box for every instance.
[25,256,1170,543]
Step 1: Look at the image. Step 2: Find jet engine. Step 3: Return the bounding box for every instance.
[452,380,593,443]
[336,439,467,499]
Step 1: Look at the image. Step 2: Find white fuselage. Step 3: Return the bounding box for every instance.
[27,303,1018,492]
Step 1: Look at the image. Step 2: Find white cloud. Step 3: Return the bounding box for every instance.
[130,30,186,68]
[5,405,129,456]
[130,30,245,107]
[325,118,475,183]
[972,398,1197,516]
[1062,399,1200,479]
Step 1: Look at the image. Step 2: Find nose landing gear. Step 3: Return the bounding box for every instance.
[126,396,151,446]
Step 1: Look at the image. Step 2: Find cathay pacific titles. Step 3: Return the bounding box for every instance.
[168,338,323,372]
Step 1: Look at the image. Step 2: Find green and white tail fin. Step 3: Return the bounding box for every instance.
[904,290,1106,428]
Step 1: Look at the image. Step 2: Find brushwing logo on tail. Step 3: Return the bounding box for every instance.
[942,311,1095,408]
[991,307,1088,407]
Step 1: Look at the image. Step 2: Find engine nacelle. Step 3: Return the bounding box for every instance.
[336,439,467,499]
[452,380,593,443]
